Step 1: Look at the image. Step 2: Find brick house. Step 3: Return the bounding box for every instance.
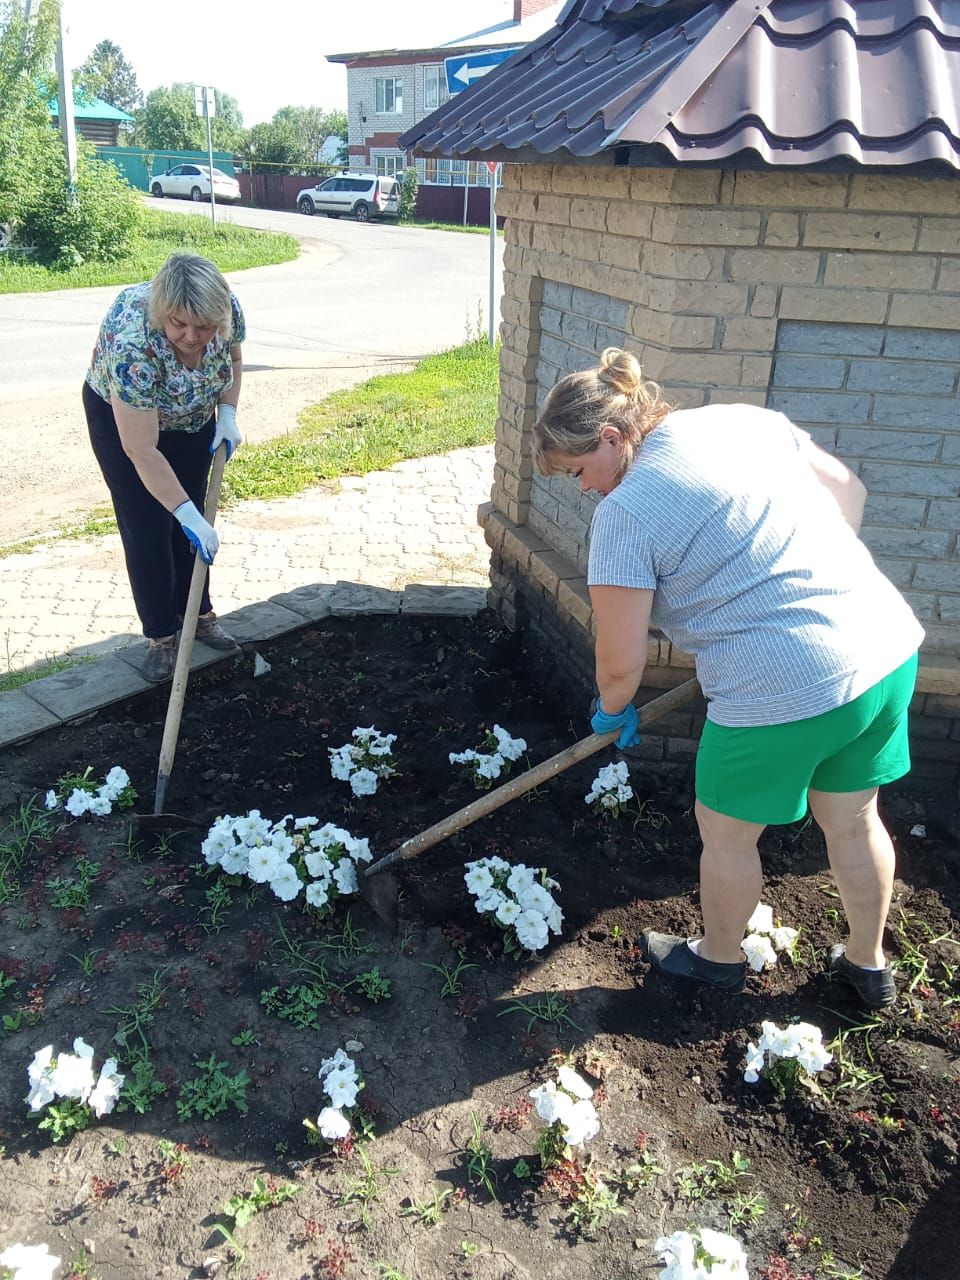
[326,0,560,191]
[402,0,960,787]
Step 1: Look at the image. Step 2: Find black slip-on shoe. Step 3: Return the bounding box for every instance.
[641,930,747,994]
[827,944,896,1009]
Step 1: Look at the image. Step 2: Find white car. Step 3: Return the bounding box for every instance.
[296,173,399,222]
[150,164,241,203]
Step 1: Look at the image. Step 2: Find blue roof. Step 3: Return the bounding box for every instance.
[49,94,135,122]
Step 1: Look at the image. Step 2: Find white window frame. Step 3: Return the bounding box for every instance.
[374,154,405,177]
[375,77,403,114]
[423,64,441,111]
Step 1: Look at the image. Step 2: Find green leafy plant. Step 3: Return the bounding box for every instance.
[464,1110,497,1200]
[0,799,53,904]
[351,967,392,1003]
[200,879,235,933]
[104,969,168,1061]
[675,1151,751,1200]
[260,980,329,1029]
[46,857,100,910]
[117,1056,167,1115]
[222,1175,300,1227]
[399,1186,455,1228]
[421,957,477,997]
[567,1167,627,1234]
[498,994,583,1033]
[176,1054,250,1121]
[727,1190,767,1229]
[36,1097,91,1144]
[338,1146,398,1228]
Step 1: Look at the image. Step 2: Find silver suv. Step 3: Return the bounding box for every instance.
[296,173,400,222]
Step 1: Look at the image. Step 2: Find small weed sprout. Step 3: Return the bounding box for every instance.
[176,1054,249,1121]
[675,1151,752,1200]
[352,967,392,1003]
[499,993,582,1033]
[399,1186,456,1227]
[464,1110,497,1199]
[338,1146,398,1228]
[421,957,478,997]
[222,1175,300,1227]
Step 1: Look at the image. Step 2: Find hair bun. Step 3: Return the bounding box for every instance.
[598,347,643,399]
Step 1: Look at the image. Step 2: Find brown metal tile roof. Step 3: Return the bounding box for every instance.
[400,0,960,170]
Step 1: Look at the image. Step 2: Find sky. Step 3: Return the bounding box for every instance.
[61,0,526,126]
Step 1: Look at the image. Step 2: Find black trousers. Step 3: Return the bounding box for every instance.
[83,382,215,639]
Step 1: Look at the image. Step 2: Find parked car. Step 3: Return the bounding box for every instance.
[296,173,399,222]
[150,165,241,203]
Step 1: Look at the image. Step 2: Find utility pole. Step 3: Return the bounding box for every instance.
[55,0,78,187]
[195,85,218,228]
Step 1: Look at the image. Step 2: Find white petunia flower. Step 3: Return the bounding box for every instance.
[44,790,59,810]
[304,850,333,879]
[305,881,330,909]
[506,864,536,895]
[332,859,358,896]
[491,724,526,761]
[49,1050,95,1101]
[746,902,775,934]
[771,925,799,952]
[317,1106,352,1140]
[349,768,379,797]
[269,865,303,902]
[557,1065,593,1099]
[319,1049,353,1079]
[324,1066,360,1109]
[0,1241,62,1280]
[247,846,285,884]
[88,1058,124,1117]
[742,933,778,972]
[495,898,521,926]
[561,1098,600,1147]
[464,864,494,896]
[514,909,549,952]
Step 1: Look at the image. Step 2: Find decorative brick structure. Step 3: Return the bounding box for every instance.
[481,164,960,785]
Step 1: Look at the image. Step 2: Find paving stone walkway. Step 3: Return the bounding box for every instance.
[0,447,494,749]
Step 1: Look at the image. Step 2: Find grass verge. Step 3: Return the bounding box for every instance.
[407,218,503,236]
[0,654,95,693]
[221,339,500,504]
[0,209,299,294]
[0,506,118,562]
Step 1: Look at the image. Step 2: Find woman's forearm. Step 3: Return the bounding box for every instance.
[124,444,190,511]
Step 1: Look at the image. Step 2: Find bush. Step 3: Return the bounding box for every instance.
[398,166,418,225]
[16,141,143,266]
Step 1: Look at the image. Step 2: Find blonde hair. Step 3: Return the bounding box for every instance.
[534,347,674,476]
[148,253,233,340]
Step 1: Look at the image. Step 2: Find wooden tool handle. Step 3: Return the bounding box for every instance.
[153,444,228,815]
[365,677,700,877]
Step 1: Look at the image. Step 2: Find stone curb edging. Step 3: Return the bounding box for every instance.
[0,581,490,751]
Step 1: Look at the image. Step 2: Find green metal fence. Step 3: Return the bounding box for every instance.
[96,147,235,192]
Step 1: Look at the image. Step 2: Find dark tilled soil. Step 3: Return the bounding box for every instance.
[0,613,957,1280]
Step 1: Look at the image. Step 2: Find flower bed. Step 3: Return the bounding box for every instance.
[0,614,957,1280]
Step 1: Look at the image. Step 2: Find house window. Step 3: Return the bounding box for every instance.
[423,64,441,110]
[375,155,404,176]
[376,77,403,114]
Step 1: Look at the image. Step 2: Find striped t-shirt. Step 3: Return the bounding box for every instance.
[587,404,924,727]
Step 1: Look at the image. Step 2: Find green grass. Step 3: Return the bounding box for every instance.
[0,505,118,561]
[0,209,299,294]
[407,218,503,236]
[0,654,95,693]
[221,338,500,504]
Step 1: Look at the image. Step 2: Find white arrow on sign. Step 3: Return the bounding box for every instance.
[452,60,494,86]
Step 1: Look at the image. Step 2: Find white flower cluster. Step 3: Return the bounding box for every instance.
[329,726,397,798]
[529,1065,600,1147]
[449,724,527,789]
[0,1242,61,1280]
[655,1227,749,1280]
[202,811,372,910]
[26,1038,124,1118]
[741,902,800,972]
[44,766,134,818]
[463,857,563,952]
[584,760,634,815]
[316,1048,362,1140]
[743,1020,833,1085]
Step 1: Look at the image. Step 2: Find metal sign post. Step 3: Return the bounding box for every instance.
[194,85,217,228]
[486,161,499,346]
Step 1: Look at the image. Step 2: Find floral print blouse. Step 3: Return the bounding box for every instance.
[86,282,245,433]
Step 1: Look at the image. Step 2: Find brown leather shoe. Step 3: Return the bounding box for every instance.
[143,635,177,683]
[195,612,238,651]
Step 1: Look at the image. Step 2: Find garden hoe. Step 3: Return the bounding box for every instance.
[137,442,229,836]
[360,677,701,929]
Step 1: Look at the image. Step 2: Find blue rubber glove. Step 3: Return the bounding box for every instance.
[211,403,241,461]
[590,698,641,748]
[173,500,219,565]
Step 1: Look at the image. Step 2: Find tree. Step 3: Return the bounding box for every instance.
[75,38,142,114]
[0,0,60,232]
[239,119,303,173]
[272,106,347,165]
[134,81,246,153]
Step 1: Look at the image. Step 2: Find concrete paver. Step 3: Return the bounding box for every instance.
[0,446,495,747]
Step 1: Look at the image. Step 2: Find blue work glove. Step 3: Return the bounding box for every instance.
[590,697,641,749]
[211,403,241,461]
[173,500,219,565]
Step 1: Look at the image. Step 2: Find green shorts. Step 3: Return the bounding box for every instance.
[695,653,919,825]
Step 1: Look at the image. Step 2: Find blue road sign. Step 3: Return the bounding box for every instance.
[443,48,520,95]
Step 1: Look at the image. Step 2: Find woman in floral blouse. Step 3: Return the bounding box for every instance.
[84,253,245,682]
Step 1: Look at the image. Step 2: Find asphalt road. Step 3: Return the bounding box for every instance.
[0,202,504,543]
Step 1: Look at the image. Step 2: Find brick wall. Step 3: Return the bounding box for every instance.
[484,163,960,784]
